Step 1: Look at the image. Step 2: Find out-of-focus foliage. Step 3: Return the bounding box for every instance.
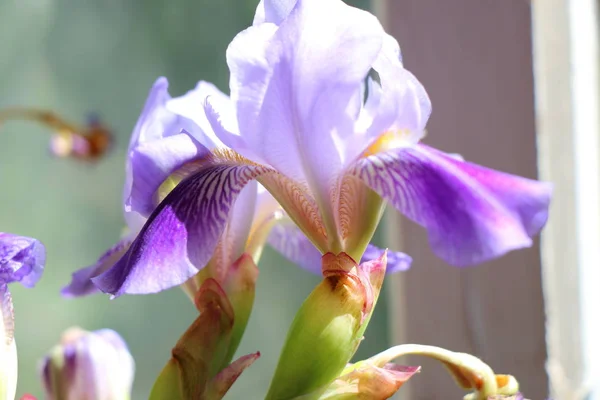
[0,0,384,398]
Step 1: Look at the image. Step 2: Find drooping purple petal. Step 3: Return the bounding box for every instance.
[61,236,134,298]
[267,222,412,275]
[352,144,552,266]
[226,0,385,203]
[0,232,45,288]
[93,158,272,296]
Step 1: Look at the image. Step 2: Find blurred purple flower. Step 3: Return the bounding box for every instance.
[91,0,550,297]
[40,328,134,400]
[0,232,45,400]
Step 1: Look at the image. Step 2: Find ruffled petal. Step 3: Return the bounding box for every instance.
[124,78,218,223]
[92,154,273,296]
[253,0,296,25]
[352,144,552,266]
[61,236,134,298]
[0,232,45,288]
[227,0,385,200]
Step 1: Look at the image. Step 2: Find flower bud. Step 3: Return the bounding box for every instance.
[265,252,387,399]
[41,328,135,400]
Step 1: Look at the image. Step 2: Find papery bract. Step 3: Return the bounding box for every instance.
[149,278,259,400]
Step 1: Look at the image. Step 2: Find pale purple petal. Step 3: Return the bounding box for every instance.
[0,232,45,288]
[165,80,227,147]
[93,161,271,296]
[124,78,218,222]
[227,0,385,200]
[253,0,296,25]
[61,237,134,298]
[216,181,258,270]
[268,223,412,275]
[352,144,552,266]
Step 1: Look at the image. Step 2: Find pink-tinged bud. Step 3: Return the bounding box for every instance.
[40,327,135,400]
[150,278,259,400]
[266,252,388,399]
[365,344,521,400]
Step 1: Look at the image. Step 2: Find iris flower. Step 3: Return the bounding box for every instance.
[0,232,45,400]
[92,0,550,297]
[64,76,406,297]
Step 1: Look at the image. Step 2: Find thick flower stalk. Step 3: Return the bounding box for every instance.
[0,232,45,400]
[265,251,387,399]
[88,0,551,301]
[40,327,135,400]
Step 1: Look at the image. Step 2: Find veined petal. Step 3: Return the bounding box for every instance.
[352,144,552,266]
[227,0,385,223]
[93,153,272,296]
[61,236,134,298]
[0,232,45,288]
[268,222,411,275]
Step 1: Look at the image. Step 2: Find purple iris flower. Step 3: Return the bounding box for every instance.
[91,0,550,297]
[63,77,409,297]
[0,232,45,400]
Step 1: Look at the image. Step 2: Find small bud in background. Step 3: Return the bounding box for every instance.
[0,107,113,162]
[48,114,112,161]
[41,328,134,400]
[265,252,387,399]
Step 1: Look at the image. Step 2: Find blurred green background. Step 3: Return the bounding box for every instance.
[0,0,393,398]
